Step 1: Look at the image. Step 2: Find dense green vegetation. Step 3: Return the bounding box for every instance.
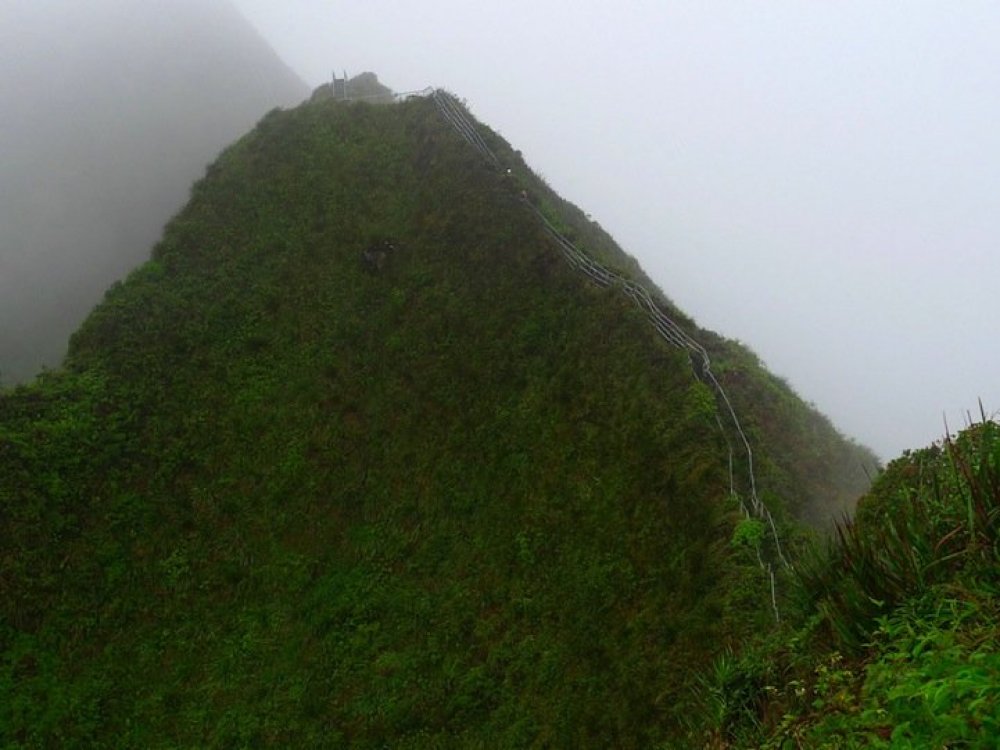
[2,84,876,746]
[462,102,876,529]
[705,417,1000,748]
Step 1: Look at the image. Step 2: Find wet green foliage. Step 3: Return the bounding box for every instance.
[802,417,1000,651]
[1,94,872,746]
[708,418,1000,748]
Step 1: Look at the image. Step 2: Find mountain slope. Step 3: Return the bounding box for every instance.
[705,419,1000,748]
[436,91,877,528]
[0,0,308,383]
[1,84,873,746]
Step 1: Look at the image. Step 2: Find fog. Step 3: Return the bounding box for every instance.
[0,0,306,382]
[232,0,1000,460]
[2,1,996,460]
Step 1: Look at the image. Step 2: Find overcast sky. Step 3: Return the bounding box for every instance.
[230,1,999,460]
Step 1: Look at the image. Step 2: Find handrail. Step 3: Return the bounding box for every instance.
[425,89,788,619]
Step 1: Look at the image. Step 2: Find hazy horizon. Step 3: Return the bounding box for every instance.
[3,1,997,460]
[232,0,1000,460]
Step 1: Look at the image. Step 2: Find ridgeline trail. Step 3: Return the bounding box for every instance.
[420,88,791,620]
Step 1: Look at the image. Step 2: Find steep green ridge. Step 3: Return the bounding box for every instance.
[2,86,871,746]
[446,95,876,528]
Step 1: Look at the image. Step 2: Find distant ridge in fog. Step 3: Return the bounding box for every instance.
[0,0,308,382]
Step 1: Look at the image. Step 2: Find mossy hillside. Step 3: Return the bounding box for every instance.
[0,95,782,746]
[701,334,877,528]
[457,99,878,528]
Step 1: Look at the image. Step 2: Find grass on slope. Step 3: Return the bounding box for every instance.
[437,95,879,530]
[1,94,778,747]
[703,416,1000,748]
